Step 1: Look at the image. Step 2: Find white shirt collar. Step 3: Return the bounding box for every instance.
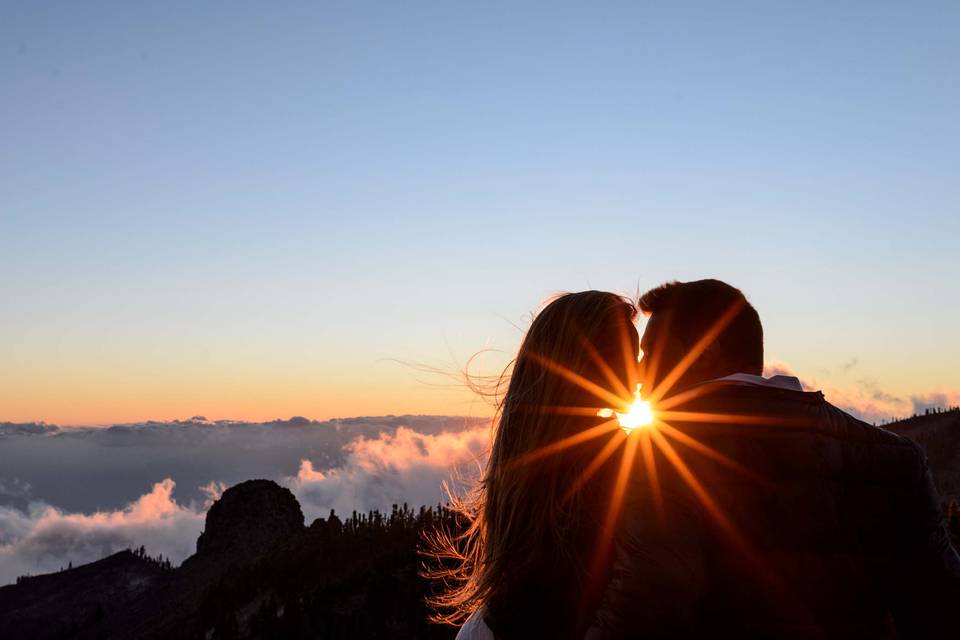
[703,372,804,392]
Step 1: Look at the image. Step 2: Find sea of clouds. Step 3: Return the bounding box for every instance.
[0,415,490,585]
[1,367,957,586]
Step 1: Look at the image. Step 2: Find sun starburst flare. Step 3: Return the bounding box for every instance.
[597,386,654,433]
[509,313,783,611]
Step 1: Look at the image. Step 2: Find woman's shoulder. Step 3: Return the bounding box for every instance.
[456,609,496,640]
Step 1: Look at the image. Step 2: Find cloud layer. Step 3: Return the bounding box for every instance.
[288,425,489,522]
[0,415,485,513]
[0,479,204,585]
[0,416,490,585]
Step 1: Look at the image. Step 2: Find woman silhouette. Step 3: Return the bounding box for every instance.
[426,291,641,640]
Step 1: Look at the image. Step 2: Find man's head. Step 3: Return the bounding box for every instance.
[637,279,763,398]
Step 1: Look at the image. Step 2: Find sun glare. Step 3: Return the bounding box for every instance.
[617,395,654,432]
[598,386,655,433]
[528,311,767,600]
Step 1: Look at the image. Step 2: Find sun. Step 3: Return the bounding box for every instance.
[617,395,654,432]
[597,386,655,433]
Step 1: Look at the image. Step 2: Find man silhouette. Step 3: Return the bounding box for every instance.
[591,279,960,638]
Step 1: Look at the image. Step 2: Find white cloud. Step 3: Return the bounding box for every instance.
[286,425,490,522]
[0,417,492,586]
[0,479,204,586]
[0,415,486,514]
[198,480,227,508]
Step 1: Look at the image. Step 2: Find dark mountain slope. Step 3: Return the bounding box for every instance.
[884,408,960,499]
[0,549,170,639]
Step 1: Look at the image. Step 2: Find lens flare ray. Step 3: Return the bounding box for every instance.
[637,430,665,524]
[509,418,621,468]
[583,432,642,609]
[562,429,629,503]
[526,351,628,410]
[657,410,805,427]
[656,420,769,485]
[647,299,745,404]
[579,335,632,400]
[647,427,749,553]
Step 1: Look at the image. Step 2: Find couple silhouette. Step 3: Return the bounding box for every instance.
[432,280,960,639]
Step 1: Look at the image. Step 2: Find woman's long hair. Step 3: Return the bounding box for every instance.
[424,291,639,638]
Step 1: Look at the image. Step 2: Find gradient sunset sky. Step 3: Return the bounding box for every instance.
[3,3,958,425]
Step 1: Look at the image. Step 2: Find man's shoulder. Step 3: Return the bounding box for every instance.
[657,383,931,514]
[672,382,923,462]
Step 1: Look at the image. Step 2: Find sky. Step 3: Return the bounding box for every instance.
[2,2,959,425]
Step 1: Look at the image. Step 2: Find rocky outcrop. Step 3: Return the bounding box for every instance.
[195,479,304,559]
[0,479,307,640]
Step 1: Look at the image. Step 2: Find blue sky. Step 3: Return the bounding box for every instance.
[2,2,958,424]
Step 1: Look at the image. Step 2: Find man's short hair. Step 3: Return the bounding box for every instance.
[638,279,764,375]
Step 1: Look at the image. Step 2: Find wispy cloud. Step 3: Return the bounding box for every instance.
[840,357,859,373]
[910,392,960,416]
[764,361,958,424]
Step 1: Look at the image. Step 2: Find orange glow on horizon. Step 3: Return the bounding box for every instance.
[0,367,499,426]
